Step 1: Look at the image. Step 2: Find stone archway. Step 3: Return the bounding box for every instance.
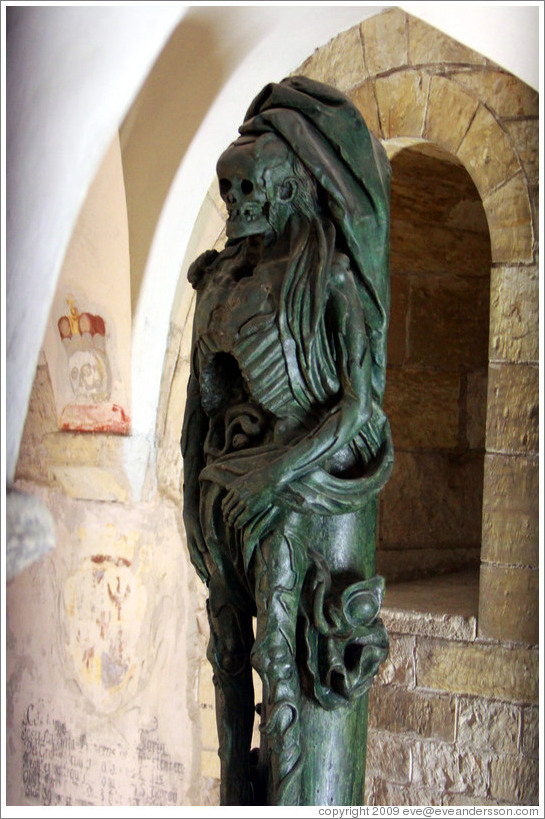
[295,6,538,645]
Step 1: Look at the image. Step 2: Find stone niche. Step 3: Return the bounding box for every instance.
[378,140,491,583]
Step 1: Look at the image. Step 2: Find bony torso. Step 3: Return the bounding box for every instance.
[194,238,302,454]
[194,239,287,357]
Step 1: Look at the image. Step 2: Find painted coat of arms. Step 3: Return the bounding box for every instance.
[57,298,130,434]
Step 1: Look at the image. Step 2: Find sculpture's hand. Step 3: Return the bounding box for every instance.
[221,469,279,530]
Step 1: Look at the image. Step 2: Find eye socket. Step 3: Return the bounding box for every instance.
[219,179,232,197]
[241,179,254,195]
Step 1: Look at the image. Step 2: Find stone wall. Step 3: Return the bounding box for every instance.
[366,605,538,806]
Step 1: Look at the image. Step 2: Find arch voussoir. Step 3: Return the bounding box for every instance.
[423,74,478,155]
[374,69,430,140]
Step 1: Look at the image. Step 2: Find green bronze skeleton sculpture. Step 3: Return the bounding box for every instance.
[181,77,393,806]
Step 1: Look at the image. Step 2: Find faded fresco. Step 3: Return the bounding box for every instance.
[61,549,147,713]
[55,296,129,433]
[6,488,199,806]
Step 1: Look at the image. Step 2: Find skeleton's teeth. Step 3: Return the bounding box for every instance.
[229,211,260,222]
[227,207,265,231]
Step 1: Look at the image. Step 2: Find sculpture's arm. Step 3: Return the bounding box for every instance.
[279,263,373,474]
[181,354,210,584]
[223,262,374,528]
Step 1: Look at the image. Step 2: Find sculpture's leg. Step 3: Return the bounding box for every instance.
[250,526,307,806]
[206,573,256,805]
[300,502,379,806]
[300,693,369,805]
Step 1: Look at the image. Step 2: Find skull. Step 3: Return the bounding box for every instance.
[68,349,111,402]
[216,133,298,240]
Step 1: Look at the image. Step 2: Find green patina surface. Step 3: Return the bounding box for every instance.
[181,76,392,806]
